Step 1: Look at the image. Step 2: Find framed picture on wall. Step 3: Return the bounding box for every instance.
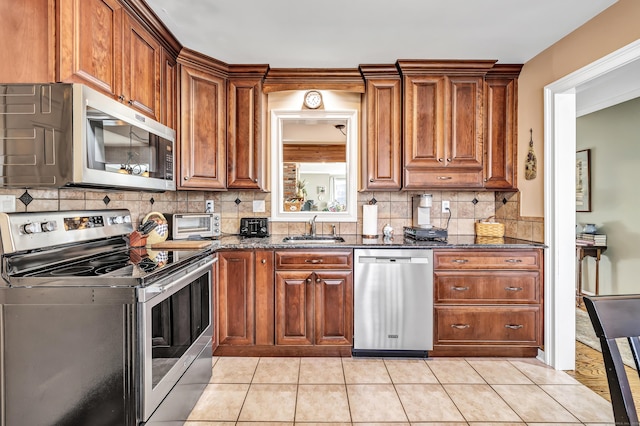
[576,149,591,212]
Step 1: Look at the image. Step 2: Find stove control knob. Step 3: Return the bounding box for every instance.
[41,221,56,232]
[111,216,124,225]
[22,223,39,234]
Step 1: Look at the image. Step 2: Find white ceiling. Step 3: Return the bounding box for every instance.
[146,0,617,68]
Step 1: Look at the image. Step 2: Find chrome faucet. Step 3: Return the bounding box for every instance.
[309,215,318,237]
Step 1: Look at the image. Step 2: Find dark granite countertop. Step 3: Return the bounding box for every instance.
[209,234,545,250]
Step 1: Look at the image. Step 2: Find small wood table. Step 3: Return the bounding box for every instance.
[576,244,607,306]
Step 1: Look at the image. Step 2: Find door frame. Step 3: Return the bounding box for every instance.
[543,39,640,370]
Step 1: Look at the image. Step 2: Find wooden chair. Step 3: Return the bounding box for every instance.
[583,294,640,425]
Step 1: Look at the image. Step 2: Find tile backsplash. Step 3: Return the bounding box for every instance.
[0,188,543,242]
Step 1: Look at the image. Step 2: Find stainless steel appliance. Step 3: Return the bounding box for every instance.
[0,83,175,192]
[166,213,221,239]
[0,209,215,425]
[239,217,269,237]
[353,249,434,357]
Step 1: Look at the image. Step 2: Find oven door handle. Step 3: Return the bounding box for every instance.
[142,257,217,300]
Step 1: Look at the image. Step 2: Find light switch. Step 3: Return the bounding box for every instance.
[253,200,265,212]
[0,195,16,212]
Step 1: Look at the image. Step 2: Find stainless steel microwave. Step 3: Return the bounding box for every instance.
[0,83,175,192]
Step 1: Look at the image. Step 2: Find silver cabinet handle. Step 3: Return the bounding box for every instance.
[446,158,452,162]
[184,176,189,181]
[505,259,523,263]
[437,176,453,180]
[316,277,321,283]
[306,278,312,284]
[452,259,468,263]
[304,259,323,264]
[438,158,444,162]
[504,324,524,329]
[451,324,470,329]
[505,286,523,291]
[369,178,374,182]
[452,286,469,291]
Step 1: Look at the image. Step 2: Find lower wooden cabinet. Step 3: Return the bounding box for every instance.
[432,248,544,357]
[275,270,353,346]
[215,248,352,356]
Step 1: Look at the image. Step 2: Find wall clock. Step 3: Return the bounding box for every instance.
[303,90,323,109]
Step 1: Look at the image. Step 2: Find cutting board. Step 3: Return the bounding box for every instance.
[150,240,212,250]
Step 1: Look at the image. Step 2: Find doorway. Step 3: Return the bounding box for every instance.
[543,39,640,370]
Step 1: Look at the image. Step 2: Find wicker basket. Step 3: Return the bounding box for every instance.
[475,216,505,238]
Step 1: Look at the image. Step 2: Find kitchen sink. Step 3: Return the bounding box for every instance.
[282,235,345,244]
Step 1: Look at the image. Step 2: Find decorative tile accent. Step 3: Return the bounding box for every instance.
[471,198,479,205]
[149,197,155,205]
[369,197,377,205]
[18,191,33,206]
[235,198,242,205]
[502,197,508,204]
[103,196,111,205]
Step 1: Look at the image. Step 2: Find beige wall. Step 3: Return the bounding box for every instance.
[517,0,640,217]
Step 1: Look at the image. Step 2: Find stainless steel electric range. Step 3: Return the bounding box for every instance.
[0,209,216,426]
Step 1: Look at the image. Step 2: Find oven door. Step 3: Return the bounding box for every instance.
[138,255,216,422]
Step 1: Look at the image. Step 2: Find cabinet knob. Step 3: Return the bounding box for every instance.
[118,95,125,101]
[316,277,321,283]
[128,99,134,105]
[369,178,374,182]
[446,158,452,162]
[306,278,312,284]
[438,158,444,163]
[261,259,266,264]
[184,176,189,181]
[484,178,488,182]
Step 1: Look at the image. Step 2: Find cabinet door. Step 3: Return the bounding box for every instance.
[361,69,402,190]
[58,0,122,97]
[314,271,353,346]
[403,74,445,169]
[255,250,274,346]
[160,48,177,129]
[275,271,314,345]
[0,0,55,82]
[227,77,264,189]
[179,65,227,189]
[122,12,160,121]
[447,76,483,169]
[218,251,255,345]
[484,75,517,189]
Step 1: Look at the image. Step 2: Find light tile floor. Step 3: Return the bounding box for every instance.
[186,356,615,425]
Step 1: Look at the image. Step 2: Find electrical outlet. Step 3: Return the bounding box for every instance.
[253,200,266,213]
[205,200,214,213]
[442,200,450,212]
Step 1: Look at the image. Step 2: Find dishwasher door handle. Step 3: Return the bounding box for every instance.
[358,256,428,264]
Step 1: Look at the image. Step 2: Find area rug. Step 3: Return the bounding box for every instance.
[576,307,637,369]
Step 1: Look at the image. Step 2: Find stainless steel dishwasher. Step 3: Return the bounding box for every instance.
[353,249,433,357]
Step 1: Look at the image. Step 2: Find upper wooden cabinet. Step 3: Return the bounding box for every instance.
[58,0,161,121]
[398,60,495,190]
[177,49,227,190]
[227,65,269,190]
[0,0,180,127]
[359,65,402,191]
[484,65,522,190]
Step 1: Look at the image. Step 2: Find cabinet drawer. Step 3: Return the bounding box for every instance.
[434,250,541,270]
[275,250,353,270]
[435,271,540,303]
[435,306,541,345]
[404,169,483,189]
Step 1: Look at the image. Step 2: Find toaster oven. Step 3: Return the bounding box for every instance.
[166,213,221,239]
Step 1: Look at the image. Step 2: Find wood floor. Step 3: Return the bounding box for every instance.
[568,331,640,409]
